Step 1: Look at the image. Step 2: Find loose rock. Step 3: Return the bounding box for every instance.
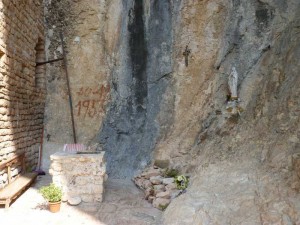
[133,165,186,210]
[145,187,154,199]
[156,191,171,199]
[134,177,146,189]
[165,183,177,191]
[154,159,170,169]
[153,198,171,209]
[68,196,82,206]
[163,177,174,185]
[148,196,155,204]
[150,176,163,185]
[142,179,152,189]
[153,184,166,195]
[141,169,161,179]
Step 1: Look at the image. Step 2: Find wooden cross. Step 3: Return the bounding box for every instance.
[183,45,191,67]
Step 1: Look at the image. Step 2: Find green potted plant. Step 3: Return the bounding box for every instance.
[39,183,63,213]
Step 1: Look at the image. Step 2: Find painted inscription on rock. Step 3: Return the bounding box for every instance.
[75,84,110,119]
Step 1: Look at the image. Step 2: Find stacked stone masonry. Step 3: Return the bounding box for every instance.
[0,0,46,188]
[49,151,106,203]
[134,166,183,210]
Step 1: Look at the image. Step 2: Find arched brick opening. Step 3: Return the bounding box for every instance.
[0,49,4,59]
[35,38,45,89]
[0,49,5,68]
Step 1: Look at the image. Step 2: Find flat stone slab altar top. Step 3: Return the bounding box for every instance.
[50,151,105,161]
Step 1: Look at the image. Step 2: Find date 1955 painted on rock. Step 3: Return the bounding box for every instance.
[75,85,110,119]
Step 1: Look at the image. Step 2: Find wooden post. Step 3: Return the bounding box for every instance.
[5,199,10,209]
[7,165,11,184]
[21,154,26,174]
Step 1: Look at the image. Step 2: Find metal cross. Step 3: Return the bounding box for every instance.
[183,45,191,67]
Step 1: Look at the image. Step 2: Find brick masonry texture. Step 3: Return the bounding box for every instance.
[0,0,46,188]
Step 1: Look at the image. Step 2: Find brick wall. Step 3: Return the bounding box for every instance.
[0,0,45,188]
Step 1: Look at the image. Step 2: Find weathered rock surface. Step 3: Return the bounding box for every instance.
[164,161,300,225]
[43,0,300,223]
[44,0,174,178]
[161,1,300,224]
[97,0,174,178]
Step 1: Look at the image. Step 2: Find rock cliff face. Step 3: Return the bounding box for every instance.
[160,1,300,224]
[44,0,300,223]
[98,0,173,178]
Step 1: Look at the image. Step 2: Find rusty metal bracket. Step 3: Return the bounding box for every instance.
[35,33,77,144]
[36,58,64,66]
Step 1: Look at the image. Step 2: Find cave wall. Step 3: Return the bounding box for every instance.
[42,0,110,169]
[153,0,300,171]
[44,0,300,210]
[43,0,175,178]
[43,0,300,223]
[98,0,174,178]
[161,0,300,224]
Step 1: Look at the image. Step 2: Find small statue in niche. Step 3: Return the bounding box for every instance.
[228,66,238,101]
[183,45,191,67]
[226,66,243,115]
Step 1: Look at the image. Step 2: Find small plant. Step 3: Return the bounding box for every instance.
[164,168,179,178]
[159,204,169,211]
[175,175,189,190]
[39,183,62,203]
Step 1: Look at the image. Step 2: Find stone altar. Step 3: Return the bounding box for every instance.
[49,151,106,203]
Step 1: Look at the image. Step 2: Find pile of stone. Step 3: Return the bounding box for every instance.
[133,166,182,210]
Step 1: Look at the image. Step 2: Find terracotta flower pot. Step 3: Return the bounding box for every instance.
[48,201,61,213]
